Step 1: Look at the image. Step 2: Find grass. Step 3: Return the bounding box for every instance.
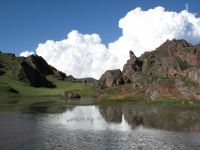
[96,84,148,104]
[0,53,24,74]
[0,53,96,98]
[148,96,200,106]
[97,93,199,106]
[0,72,96,97]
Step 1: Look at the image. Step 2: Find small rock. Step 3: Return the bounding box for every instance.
[60,91,81,100]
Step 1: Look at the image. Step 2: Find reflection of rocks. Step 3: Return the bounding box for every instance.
[99,106,122,123]
[99,105,200,132]
[142,107,200,132]
[124,110,143,128]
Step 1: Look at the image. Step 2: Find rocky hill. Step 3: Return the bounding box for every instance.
[99,39,200,101]
[0,52,75,89]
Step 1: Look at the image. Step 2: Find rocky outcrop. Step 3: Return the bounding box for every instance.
[186,68,200,85]
[123,50,143,83]
[15,55,75,87]
[99,39,200,100]
[0,52,76,88]
[25,55,71,80]
[174,68,200,99]
[99,105,122,123]
[99,69,124,87]
[53,70,68,81]
[67,75,76,81]
[157,39,200,65]
[16,60,55,87]
[26,55,54,75]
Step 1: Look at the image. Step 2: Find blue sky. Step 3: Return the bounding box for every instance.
[0,0,199,55]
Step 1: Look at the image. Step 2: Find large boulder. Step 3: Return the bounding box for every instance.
[60,91,81,100]
[99,69,124,86]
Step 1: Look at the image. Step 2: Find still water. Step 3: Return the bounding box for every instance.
[1,103,200,150]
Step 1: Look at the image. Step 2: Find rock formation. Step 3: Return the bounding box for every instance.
[99,39,200,100]
[123,50,143,83]
[16,60,55,87]
[99,69,124,87]
[0,52,76,88]
[16,55,78,87]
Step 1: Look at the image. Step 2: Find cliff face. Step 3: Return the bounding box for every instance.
[99,39,200,100]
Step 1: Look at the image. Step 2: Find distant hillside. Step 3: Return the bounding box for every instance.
[99,39,200,101]
[78,77,97,83]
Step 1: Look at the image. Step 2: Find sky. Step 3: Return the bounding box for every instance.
[1,0,200,78]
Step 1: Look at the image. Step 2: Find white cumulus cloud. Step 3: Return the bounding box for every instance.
[36,30,119,78]
[20,50,35,57]
[20,6,200,79]
[108,6,200,67]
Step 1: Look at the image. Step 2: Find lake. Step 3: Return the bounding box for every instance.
[1,100,200,150]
